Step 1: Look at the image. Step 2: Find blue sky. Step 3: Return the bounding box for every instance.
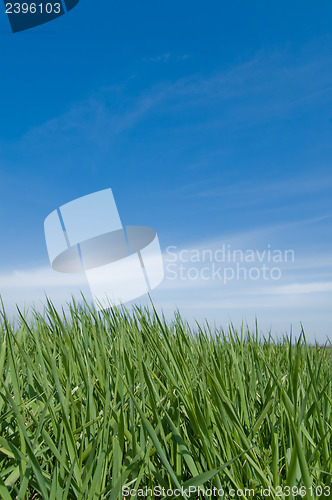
[0,1,331,341]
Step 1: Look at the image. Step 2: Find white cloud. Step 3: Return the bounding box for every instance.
[0,226,330,343]
[0,266,86,289]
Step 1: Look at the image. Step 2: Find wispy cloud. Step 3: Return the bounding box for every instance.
[173,170,332,201]
[142,53,191,63]
[5,44,331,159]
[1,219,330,340]
[142,53,171,63]
[0,266,86,289]
[18,90,166,151]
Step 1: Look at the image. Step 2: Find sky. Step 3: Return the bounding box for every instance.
[0,1,331,342]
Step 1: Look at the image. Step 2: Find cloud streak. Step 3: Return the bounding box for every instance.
[0,220,330,341]
[3,44,331,162]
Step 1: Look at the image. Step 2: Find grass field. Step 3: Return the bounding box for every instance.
[0,300,331,499]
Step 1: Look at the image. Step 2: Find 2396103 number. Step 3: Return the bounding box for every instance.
[275,485,330,497]
[5,3,61,14]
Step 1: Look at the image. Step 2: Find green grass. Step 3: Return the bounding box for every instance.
[0,299,331,499]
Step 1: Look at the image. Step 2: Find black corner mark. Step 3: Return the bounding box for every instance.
[63,0,79,12]
[3,0,80,33]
